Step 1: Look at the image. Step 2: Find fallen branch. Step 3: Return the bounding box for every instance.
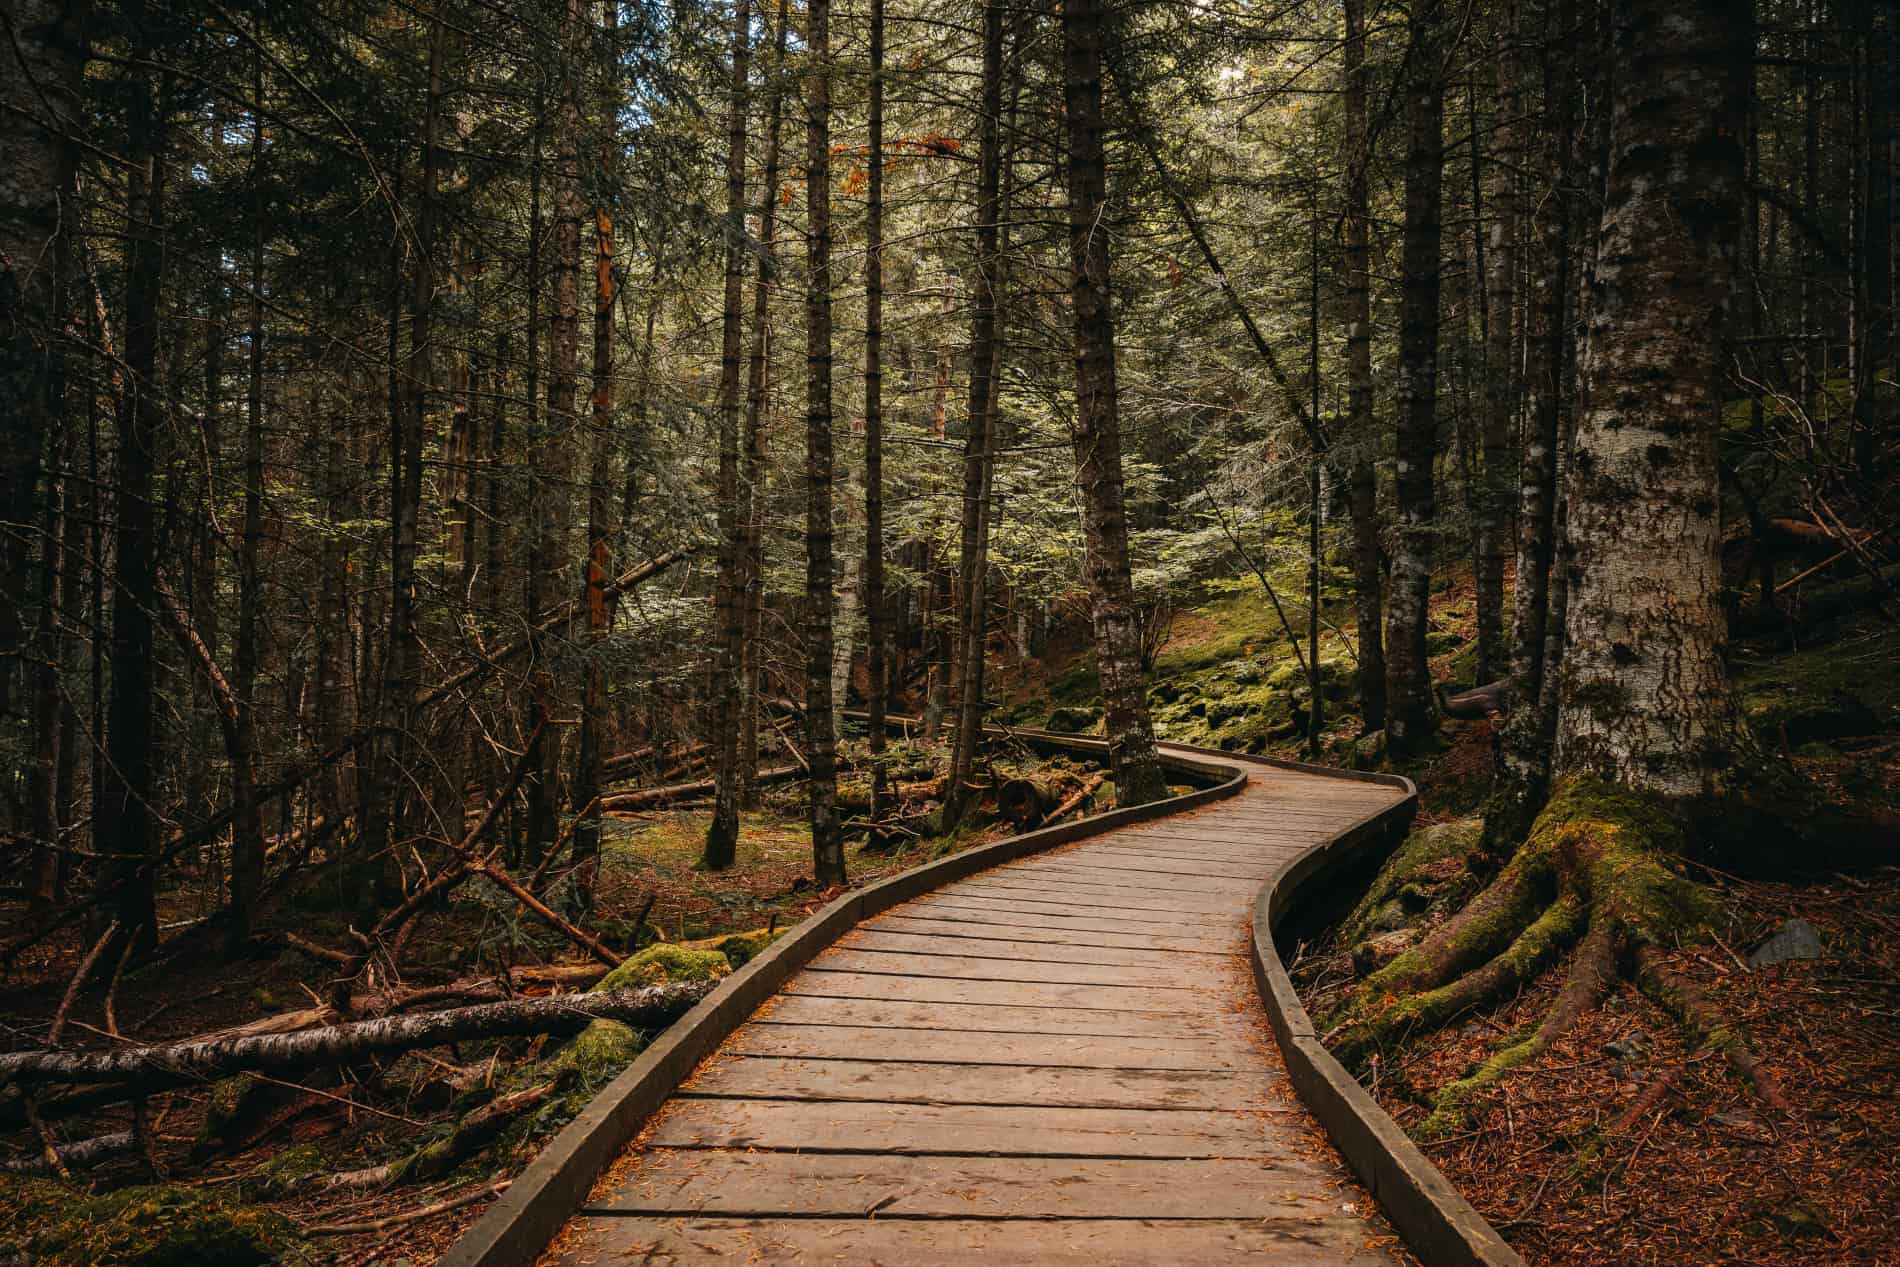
[1,1128,136,1174]
[1043,774,1108,828]
[599,764,800,811]
[0,980,714,1091]
[308,1180,511,1236]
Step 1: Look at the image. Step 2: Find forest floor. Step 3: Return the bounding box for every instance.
[0,735,1111,1265]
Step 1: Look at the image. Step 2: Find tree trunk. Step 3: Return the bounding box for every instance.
[530,12,584,867]
[1488,0,1577,848]
[945,0,1006,831]
[99,19,168,956]
[805,0,846,886]
[739,0,790,810]
[1553,0,1757,795]
[1383,0,1447,755]
[574,0,620,908]
[1474,0,1520,686]
[705,0,752,870]
[1061,0,1166,808]
[228,53,272,950]
[863,0,889,835]
[0,983,715,1091]
[1342,0,1386,733]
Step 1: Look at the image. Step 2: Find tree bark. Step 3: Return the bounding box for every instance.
[1342,0,1386,733]
[0,983,714,1091]
[1383,0,1448,755]
[805,0,846,886]
[1060,0,1167,808]
[1553,0,1757,795]
[529,4,585,866]
[1474,0,1521,686]
[945,0,1007,831]
[864,0,889,835]
[706,0,753,870]
[98,7,168,954]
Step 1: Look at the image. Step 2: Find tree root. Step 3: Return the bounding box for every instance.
[1330,891,1582,1070]
[1416,914,1619,1139]
[1326,849,1552,1032]
[1633,943,1792,1112]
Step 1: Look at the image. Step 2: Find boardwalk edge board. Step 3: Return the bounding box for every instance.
[1202,743,1527,1267]
[437,731,1243,1267]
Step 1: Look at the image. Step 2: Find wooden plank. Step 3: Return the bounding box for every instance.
[644,1096,1293,1157]
[729,1024,1255,1071]
[813,947,1211,990]
[753,995,1254,1041]
[586,1152,1334,1219]
[1007,861,1267,891]
[1062,850,1283,878]
[911,891,1238,928]
[840,928,1218,967]
[864,913,1237,955]
[556,1214,1395,1266]
[683,1055,1276,1110]
[943,879,1246,916]
[785,970,1221,1014]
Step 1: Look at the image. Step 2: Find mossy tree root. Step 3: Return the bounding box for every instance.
[1415,913,1621,1139]
[1329,891,1583,1071]
[1328,849,1554,1025]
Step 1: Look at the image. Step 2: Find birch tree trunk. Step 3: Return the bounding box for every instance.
[1553,0,1757,796]
[1061,0,1166,808]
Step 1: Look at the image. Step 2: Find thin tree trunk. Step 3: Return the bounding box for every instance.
[705,0,752,870]
[1487,0,1576,849]
[945,0,1006,830]
[1474,0,1520,686]
[1383,0,1447,755]
[99,16,168,955]
[1343,0,1385,733]
[573,0,622,907]
[1061,0,1166,808]
[529,12,584,867]
[805,0,845,886]
[738,2,788,809]
[863,0,889,836]
[228,48,272,950]
[1553,0,1757,795]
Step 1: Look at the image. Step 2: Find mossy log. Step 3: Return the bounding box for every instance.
[0,981,713,1091]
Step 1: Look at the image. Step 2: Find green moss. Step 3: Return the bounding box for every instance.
[23,1183,313,1267]
[1342,818,1482,944]
[716,928,784,969]
[239,1143,327,1201]
[1524,778,1708,941]
[593,943,732,992]
[193,1073,279,1157]
[1736,621,1900,744]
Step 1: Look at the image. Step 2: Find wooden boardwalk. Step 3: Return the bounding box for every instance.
[544,750,1410,1266]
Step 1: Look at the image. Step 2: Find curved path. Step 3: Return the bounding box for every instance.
[536,748,1411,1266]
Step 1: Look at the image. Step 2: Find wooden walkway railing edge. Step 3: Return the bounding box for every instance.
[1197,745,1527,1267]
[438,735,1248,1267]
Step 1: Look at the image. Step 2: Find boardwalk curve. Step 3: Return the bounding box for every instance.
[443,740,1451,1267]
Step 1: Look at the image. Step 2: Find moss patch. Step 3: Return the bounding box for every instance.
[593,942,732,992]
[16,1182,312,1267]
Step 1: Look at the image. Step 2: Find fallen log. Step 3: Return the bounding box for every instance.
[997,777,1062,830]
[1,1129,136,1174]
[0,980,714,1091]
[1436,679,1508,720]
[599,763,801,811]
